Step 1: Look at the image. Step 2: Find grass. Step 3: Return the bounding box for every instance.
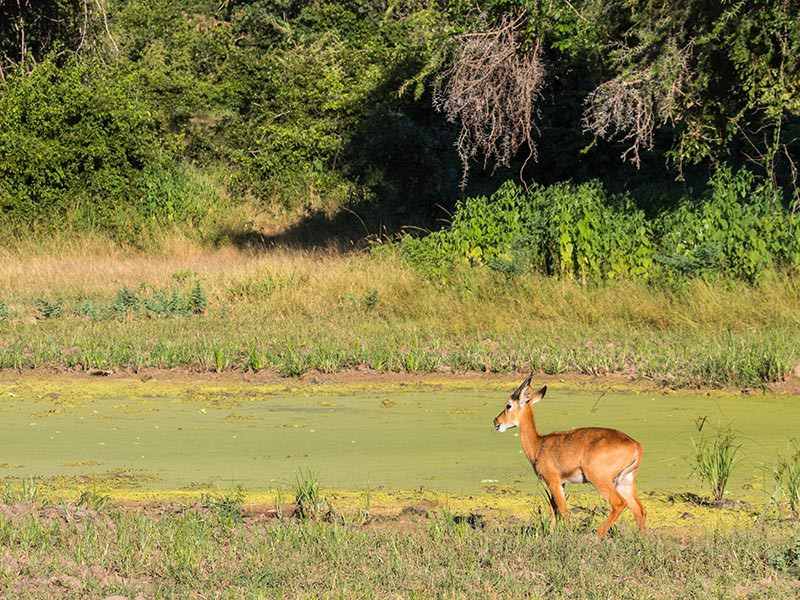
[0,498,798,598]
[293,468,328,520]
[774,439,800,516]
[688,419,743,503]
[199,485,246,522]
[2,477,45,506]
[1,242,800,386]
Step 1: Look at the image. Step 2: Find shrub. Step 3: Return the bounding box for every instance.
[111,287,140,319]
[189,282,208,315]
[0,56,226,243]
[400,179,654,281]
[400,170,800,283]
[0,58,162,238]
[655,169,800,282]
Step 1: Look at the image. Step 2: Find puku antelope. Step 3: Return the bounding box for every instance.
[494,374,646,537]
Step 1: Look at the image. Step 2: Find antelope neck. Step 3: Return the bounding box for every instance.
[517,402,542,464]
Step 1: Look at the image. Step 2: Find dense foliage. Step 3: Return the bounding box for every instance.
[0,1,797,255]
[0,1,460,241]
[401,169,800,282]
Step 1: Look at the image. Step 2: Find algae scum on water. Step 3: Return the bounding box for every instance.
[0,376,798,500]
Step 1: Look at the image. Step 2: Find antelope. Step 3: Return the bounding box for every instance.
[493,374,646,537]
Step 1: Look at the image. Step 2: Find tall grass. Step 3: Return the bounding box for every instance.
[773,439,800,516]
[1,244,799,386]
[688,419,742,502]
[293,468,328,520]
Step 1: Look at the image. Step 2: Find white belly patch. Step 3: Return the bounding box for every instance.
[563,470,586,484]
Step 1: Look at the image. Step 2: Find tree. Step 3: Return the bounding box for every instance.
[435,1,800,202]
[0,0,117,79]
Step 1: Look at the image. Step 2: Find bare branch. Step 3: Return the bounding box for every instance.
[434,12,546,186]
[583,39,692,167]
[95,0,118,54]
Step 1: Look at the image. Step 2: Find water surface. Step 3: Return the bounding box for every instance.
[0,377,797,498]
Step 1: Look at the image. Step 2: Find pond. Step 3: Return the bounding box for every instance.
[0,376,798,500]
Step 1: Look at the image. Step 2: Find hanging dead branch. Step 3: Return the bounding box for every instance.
[583,40,692,168]
[0,0,118,76]
[583,73,658,167]
[434,12,546,186]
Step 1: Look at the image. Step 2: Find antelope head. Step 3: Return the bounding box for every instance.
[493,373,546,432]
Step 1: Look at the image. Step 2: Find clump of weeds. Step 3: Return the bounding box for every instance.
[199,485,246,522]
[293,468,330,520]
[688,416,742,505]
[773,438,800,517]
[76,487,111,511]
[2,477,49,507]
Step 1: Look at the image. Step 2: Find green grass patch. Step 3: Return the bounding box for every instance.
[0,500,797,598]
[688,418,742,503]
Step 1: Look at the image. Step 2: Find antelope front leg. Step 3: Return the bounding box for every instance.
[544,479,569,521]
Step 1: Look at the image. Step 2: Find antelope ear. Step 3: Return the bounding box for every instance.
[524,385,547,404]
[518,385,535,405]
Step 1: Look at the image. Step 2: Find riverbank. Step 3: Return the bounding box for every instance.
[2,244,800,388]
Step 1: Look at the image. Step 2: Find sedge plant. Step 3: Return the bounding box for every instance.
[293,468,328,520]
[773,439,800,517]
[688,417,742,503]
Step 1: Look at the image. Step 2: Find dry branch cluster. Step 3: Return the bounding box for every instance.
[583,41,692,167]
[434,13,546,185]
[0,0,117,80]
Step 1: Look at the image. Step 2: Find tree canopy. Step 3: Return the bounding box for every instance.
[0,1,797,242]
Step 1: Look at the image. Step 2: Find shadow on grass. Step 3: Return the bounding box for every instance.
[668,491,749,510]
[222,202,444,252]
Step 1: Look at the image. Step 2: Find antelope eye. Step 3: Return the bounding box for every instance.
[506,403,512,410]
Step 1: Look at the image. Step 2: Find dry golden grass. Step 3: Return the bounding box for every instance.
[2,239,799,384]
[2,238,244,298]
[3,239,800,332]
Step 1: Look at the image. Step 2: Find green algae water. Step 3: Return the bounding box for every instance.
[1,376,798,499]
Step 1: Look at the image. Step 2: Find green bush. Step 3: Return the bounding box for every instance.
[655,169,800,282]
[0,55,227,243]
[0,59,160,236]
[400,179,653,281]
[400,170,800,283]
